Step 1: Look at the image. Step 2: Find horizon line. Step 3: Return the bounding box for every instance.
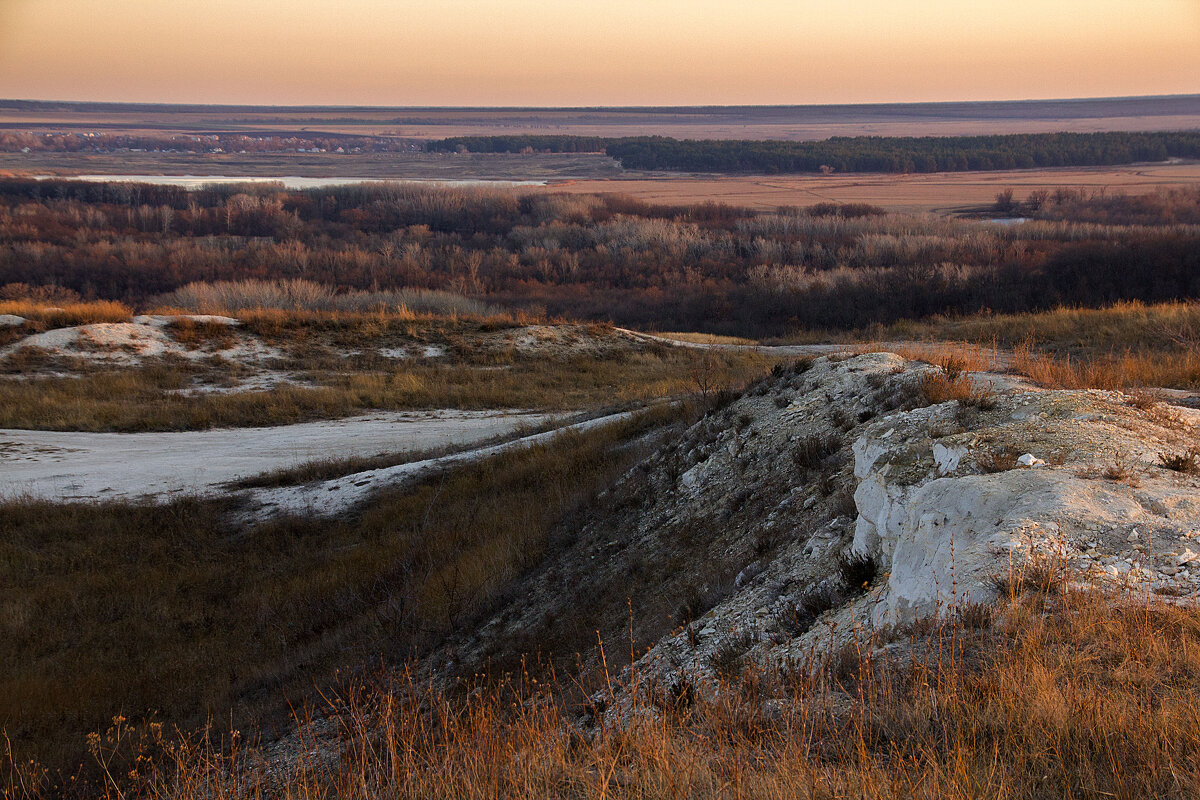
[4,92,1200,114]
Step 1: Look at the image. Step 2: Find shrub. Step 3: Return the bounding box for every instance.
[792,433,843,471]
[1158,448,1200,474]
[829,405,857,431]
[977,446,1021,473]
[918,370,994,407]
[837,551,878,594]
[776,583,841,638]
[1102,453,1138,483]
[707,630,755,680]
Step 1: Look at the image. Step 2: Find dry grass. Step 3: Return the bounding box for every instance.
[915,356,999,408]
[654,332,759,346]
[0,299,132,328]
[855,340,1000,373]
[558,161,1200,211]
[17,578,1200,799]
[1011,339,1200,390]
[158,279,494,317]
[1158,448,1200,475]
[0,406,691,776]
[0,349,772,431]
[0,369,352,431]
[918,371,978,405]
[229,414,580,489]
[163,319,237,350]
[835,302,1200,390]
[869,300,1200,354]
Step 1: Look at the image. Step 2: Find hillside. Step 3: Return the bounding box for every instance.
[428,354,1200,685]
[207,351,1200,797]
[7,349,1200,797]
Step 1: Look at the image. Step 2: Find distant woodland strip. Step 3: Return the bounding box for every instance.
[426,131,1200,174]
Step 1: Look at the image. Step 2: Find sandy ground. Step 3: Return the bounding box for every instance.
[549,162,1200,213]
[0,409,556,502]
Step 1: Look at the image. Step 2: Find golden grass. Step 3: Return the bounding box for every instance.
[19,575,1200,799]
[0,299,132,328]
[837,302,1200,390]
[918,371,982,405]
[654,332,759,346]
[853,340,1000,373]
[872,300,1200,355]
[163,318,237,350]
[1011,340,1200,390]
[0,406,693,776]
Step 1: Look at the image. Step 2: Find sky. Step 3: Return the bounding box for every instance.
[1,0,1198,107]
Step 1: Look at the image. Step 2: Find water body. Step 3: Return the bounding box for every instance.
[31,174,549,189]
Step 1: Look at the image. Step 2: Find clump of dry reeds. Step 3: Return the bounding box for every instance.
[0,299,132,328]
[158,280,494,317]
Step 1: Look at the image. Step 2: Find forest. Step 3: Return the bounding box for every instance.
[1,178,1198,336]
[428,131,1200,174]
[10,129,1199,175]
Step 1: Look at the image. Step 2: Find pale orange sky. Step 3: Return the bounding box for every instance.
[1,0,1198,106]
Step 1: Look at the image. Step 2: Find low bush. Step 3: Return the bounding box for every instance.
[977,446,1021,473]
[791,433,843,472]
[1158,448,1200,474]
[836,551,878,594]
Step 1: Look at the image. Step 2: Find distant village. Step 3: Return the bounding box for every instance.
[1,130,424,154]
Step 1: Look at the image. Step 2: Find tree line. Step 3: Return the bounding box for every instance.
[2,178,1198,336]
[427,131,1200,174]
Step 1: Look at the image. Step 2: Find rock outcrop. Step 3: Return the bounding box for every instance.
[447,352,1200,688]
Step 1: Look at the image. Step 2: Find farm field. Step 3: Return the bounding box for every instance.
[7,153,1200,214]
[555,161,1200,213]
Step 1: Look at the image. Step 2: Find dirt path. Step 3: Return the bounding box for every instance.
[0,409,557,502]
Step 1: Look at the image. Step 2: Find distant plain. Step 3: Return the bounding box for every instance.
[5,95,1200,140]
[5,95,1200,212]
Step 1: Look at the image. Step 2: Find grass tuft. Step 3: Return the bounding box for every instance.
[1158,448,1200,474]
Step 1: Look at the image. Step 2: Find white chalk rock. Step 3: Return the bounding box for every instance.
[933,442,968,475]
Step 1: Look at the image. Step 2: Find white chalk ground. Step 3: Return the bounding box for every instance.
[0,410,557,502]
[241,407,644,519]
